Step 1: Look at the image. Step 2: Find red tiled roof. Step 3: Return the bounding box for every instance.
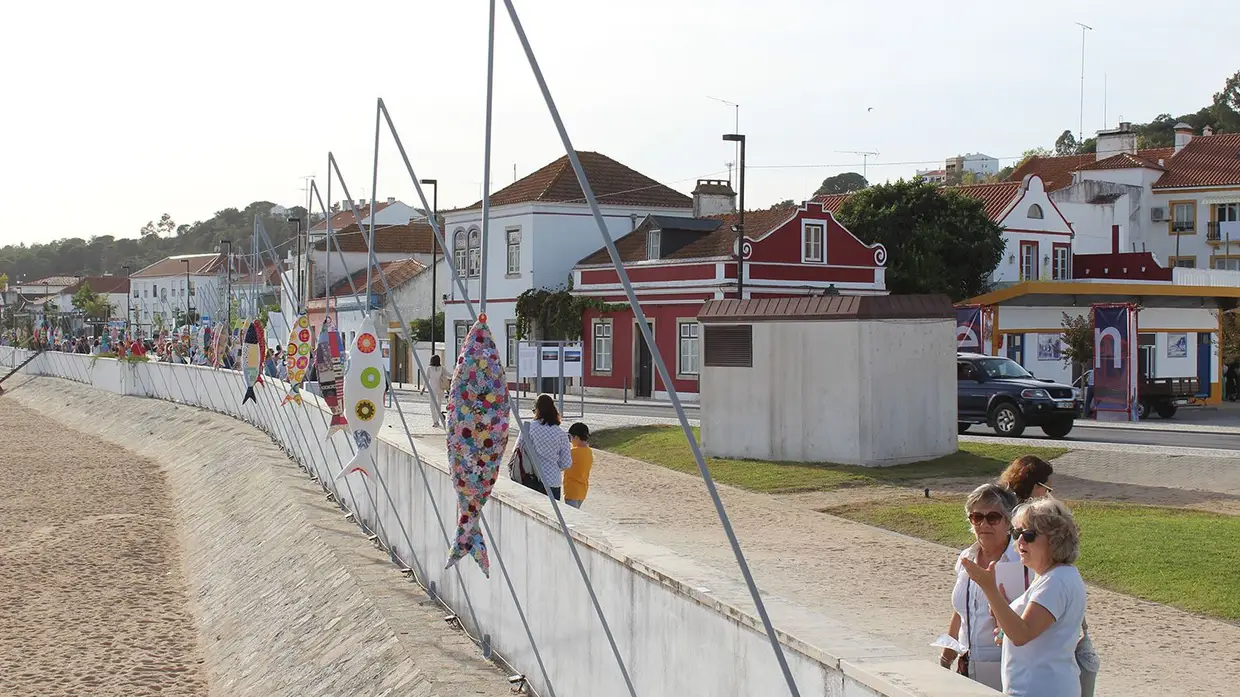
[1005,154,1094,191]
[575,205,798,265]
[1153,134,1240,189]
[62,276,130,296]
[132,253,229,278]
[1078,148,1173,172]
[308,201,396,232]
[461,151,692,211]
[814,181,1021,223]
[309,258,426,305]
[30,276,79,287]
[312,219,438,255]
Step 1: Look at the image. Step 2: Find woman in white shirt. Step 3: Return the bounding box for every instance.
[941,484,1023,690]
[514,393,573,500]
[423,354,447,428]
[962,497,1087,697]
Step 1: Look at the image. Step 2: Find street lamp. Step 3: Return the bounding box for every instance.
[420,178,439,350]
[182,259,191,327]
[218,239,233,327]
[123,264,131,340]
[722,133,746,299]
[287,216,303,311]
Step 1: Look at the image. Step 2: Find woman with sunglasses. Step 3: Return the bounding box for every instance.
[940,483,1022,689]
[961,497,1087,697]
[999,455,1054,502]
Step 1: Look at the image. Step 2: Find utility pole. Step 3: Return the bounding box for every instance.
[1075,22,1093,148]
[836,150,880,181]
[723,133,747,298]
[708,96,740,183]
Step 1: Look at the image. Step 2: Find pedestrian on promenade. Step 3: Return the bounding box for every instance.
[961,497,1088,697]
[940,483,1023,690]
[513,394,573,500]
[424,354,447,428]
[563,422,593,509]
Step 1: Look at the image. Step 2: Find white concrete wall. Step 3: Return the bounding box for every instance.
[700,319,956,466]
[0,345,996,697]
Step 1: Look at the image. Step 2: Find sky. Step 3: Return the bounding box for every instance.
[2,0,1237,246]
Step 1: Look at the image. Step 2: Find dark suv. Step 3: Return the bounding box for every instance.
[957,352,1080,438]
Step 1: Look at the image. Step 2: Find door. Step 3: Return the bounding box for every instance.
[1005,334,1025,365]
[634,321,654,398]
[1138,333,1156,381]
[957,360,987,418]
[1197,332,1212,398]
[393,334,409,385]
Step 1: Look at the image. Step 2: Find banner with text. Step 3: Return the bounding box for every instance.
[955,306,984,354]
[1092,304,1139,421]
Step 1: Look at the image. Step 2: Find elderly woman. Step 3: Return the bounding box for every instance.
[962,497,1087,697]
[940,483,1022,689]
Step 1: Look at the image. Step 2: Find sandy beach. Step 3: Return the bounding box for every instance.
[0,396,208,697]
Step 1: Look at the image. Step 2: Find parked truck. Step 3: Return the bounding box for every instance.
[1073,371,1199,419]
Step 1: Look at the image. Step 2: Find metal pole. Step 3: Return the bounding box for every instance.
[738,136,746,298]
[421,179,438,353]
[479,0,497,315]
[558,339,565,416]
[326,161,333,325]
[368,103,382,313]
[123,265,131,340]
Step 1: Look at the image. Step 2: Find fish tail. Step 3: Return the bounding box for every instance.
[257,375,264,386]
[446,518,490,577]
[335,450,371,481]
[242,386,256,404]
[326,419,348,439]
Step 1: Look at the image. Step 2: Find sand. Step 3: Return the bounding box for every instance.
[0,397,208,696]
[583,449,1240,697]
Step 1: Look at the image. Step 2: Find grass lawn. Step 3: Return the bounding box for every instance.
[825,498,1240,621]
[591,425,1067,494]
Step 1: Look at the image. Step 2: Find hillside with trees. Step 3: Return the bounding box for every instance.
[0,201,307,283]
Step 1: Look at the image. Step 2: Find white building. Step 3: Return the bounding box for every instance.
[946,153,1000,179]
[130,253,268,335]
[440,151,696,361]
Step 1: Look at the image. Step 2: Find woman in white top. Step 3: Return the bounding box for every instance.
[962,497,1087,697]
[941,483,1024,690]
[514,393,573,500]
[423,354,447,428]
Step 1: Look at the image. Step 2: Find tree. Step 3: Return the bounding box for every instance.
[140,221,158,238]
[1212,70,1240,133]
[157,213,176,237]
[0,272,7,290]
[1054,130,1079,156]
[409,312,444,342]
[814,172,868,196]
[71,283,100,312]
[835,179,1005,301]
[1223,310,1240,364]
[1059,312,1093,374]
[775,199,795,207]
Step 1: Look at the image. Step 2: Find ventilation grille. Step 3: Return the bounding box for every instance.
[703,325,753,368]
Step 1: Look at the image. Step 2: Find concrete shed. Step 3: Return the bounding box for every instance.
[696,295,957,466]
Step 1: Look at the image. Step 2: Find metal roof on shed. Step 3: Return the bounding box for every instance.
[696,295,955,322]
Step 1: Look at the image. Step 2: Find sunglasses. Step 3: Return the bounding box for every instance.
[1037,482,1054,493]
[968,511,1006,526]
[1012,528,1039,543]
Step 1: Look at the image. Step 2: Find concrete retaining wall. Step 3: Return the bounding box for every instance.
[0,346,995,697]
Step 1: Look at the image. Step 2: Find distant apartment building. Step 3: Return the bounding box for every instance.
[917,153,999,184]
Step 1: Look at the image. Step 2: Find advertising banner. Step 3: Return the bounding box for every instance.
[955,306,984,353]
[1092,304,1139,421]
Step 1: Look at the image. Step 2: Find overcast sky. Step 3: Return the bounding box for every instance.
[2,0,1235,246]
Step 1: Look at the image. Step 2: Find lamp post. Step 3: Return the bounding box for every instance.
[287,216,303,311]
[219,239,233,327]
[182,259,191,327]
[123,265,131,340]
[420,178,438,351]
[722,133,746,299]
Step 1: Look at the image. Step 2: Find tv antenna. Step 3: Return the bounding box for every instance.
[708,96,740,183]
[1075,22,1093,148]
[835,150,880,180]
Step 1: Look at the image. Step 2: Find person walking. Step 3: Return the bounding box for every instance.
[563,422,593,509]
[513,394,573,500]
[424,354,447,428]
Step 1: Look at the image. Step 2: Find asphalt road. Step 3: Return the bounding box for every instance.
[1010,423,1240,450]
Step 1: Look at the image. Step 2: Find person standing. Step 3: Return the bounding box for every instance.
[563,422,593,509]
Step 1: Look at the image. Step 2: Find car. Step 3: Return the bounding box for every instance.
[957,352,1080,438]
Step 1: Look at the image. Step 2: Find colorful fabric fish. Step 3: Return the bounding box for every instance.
[211,323,226,368]
[282,314,313,406]
[241,319,265,404]
[444,314,511,577]
[335,329,387,479]
[315,319,348,436]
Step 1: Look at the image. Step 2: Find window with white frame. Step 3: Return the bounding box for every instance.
[133,288,139,298]
[1052,245,1070,280]
[506,228,521,275]
[467,228,481,278]
[505,320,518,368]
[677,321,700,376]
[592,319,612,373]
[454,321,469,358]
[453,229,467,276]
[1171,202,1196,233]
[1019,241,1037,281]
[1171,256,1197,268]
[188,280,195,296]
[160,287,167,301]
[802,222,825,262]
[1218,203,1239,222]
[1213,257,1240,271]
[647,230,661,260]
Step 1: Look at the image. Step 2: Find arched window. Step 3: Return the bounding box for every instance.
[453,229,467,276]
[1027,204,1044,220]
[467,228,481,278]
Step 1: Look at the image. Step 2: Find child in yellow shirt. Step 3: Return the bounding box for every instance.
[564,422,593,509]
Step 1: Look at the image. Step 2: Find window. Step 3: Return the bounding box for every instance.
[1052,244,1070,280]
[957,361,979,381]
[677,321,700,376]
[1027,204,1044,219]
[160,287,167,301]
[1217,203,1239,222]
[505,320,518,368]
[703,325,753,367]
[143,288,148,298]
[453,229,467,276]
[506,227,521,275]
[1170,256,1197,268]
[188,280,195,296]
[802,222,825,262]
[467,228,481,278]
[454,321,469,359]
[592,319,612,373]
[133,288,139,298]
[647,230,662,260]
[1213,257,1240,271]
[1019,241,1038,281]
[1171,202,1196,233]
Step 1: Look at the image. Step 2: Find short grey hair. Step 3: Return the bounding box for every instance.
[965,483,1018,520]
[1013,497,1080,564]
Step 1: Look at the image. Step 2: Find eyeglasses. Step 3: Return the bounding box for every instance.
[1037,481,1054,493]
[1012,528,1039,543]
[968,511,1006,526]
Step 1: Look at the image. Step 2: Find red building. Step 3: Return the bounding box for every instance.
[571,201,888,399]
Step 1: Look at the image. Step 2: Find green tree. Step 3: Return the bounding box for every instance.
[835,179,1004,301]
[814,172,868,196]
[0,272,8,290]
[1059,312,1093,374]
[1054,130,1079,156]
[157,213,176,237]
[1212,70,1240,133]
[409,312,444,342]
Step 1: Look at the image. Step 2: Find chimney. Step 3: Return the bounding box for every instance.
[358,198,368,208]
[1095,122,1137,161]
[387,196,396,204]
[1203,125,1214,137]
[691,179,737,217]
[342,199,353,211]
[1173,123,1193,154]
